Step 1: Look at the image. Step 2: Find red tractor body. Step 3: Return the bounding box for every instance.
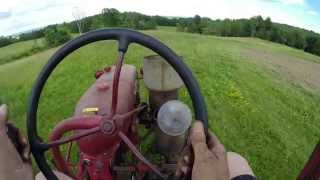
[49,65,139,179]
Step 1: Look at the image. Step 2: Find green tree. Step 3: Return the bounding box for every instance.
[193,15,202,33]
[292,31,305,49]
[81,17,93,33]
[101,8,120,27]
[255,16,265,32]
[230,21,241,36]
[176,23,185,32]
[305,35,318,53]
[270,27,282,43]
[186,15,202,34]
[90,15,105,30]
[264,17,272,31]
[313,40,320,55]
[0,36,14,47]
[240,20,252,37]
[305,36,320,55]
[44,27,71,47]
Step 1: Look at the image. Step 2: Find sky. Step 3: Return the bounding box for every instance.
[0,0,319,36]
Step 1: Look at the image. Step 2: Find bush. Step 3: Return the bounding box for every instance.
[176,23,185,32]
[136,19,157,30]
[44,27,71,47]
[0,36,15,48]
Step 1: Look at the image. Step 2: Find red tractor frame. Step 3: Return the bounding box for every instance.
[27,29,208,180]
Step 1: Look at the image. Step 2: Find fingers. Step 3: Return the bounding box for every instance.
[190,121,209,155]
[6,122,31,162]
[190,121,226,155]
[177,121,227,177]
[175,145,193,176]
[175,155,191,176]
[175,164,190,176]
[0,104,8,126]
[207,132,226,155]
[19,132,31,162]
[207,132,223,149]
[190,121,206,145]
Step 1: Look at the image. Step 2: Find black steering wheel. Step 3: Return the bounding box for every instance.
[27,28,208,179]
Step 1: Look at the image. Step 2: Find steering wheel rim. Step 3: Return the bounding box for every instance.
[27,28,208,179]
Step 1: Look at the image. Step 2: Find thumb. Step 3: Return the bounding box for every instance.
[190,121,208,154]
[0,104,8,126]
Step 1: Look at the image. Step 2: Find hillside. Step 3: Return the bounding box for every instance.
[0,38,46,65]
[0,29,319,179]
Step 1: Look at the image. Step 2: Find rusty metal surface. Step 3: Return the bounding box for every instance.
[149,90,178,110]
[154,127,187,163]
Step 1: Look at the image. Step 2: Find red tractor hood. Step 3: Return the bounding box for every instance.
[75,64,137,155]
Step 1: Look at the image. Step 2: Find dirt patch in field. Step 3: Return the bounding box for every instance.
[243,48,320,90]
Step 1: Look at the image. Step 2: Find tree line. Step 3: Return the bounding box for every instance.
[0,8,158,48]
[176,15,320,56]
[0,8,319,56]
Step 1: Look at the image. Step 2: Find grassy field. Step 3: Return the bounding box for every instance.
[0,29,319,179]
[0,38,46,65]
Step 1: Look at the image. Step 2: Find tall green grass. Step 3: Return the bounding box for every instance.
[0,29,319,179]
[0,38,47,65]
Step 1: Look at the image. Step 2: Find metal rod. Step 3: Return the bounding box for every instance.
[65,142,73,164]
[48,126,100,148]
[118,131,167,179]
[111,52,125,116]
[114,105,146,120]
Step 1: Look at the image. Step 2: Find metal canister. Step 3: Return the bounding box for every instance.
[155,100,192,162]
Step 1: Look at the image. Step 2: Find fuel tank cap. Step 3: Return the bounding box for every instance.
[157,100,192,136]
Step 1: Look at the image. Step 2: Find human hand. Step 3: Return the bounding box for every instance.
[0,104,30,162]
[0,104,8,130]
[176,121,229,180]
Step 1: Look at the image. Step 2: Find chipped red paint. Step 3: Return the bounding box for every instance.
[96,82,110,91]
[76,150,116,180]
[95,70,104,79]
[104,66,112,73]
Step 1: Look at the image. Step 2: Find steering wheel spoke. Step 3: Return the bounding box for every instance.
[110,51,126,116]
[44,116,102,149]
[117,35,131,53]
[47,126,100,148]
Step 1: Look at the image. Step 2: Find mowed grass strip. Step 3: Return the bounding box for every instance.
[0,29,319,179]
[0,38,47,65]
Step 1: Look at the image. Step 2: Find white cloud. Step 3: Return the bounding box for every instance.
[307,10,318,16]
[280,0,305,5]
